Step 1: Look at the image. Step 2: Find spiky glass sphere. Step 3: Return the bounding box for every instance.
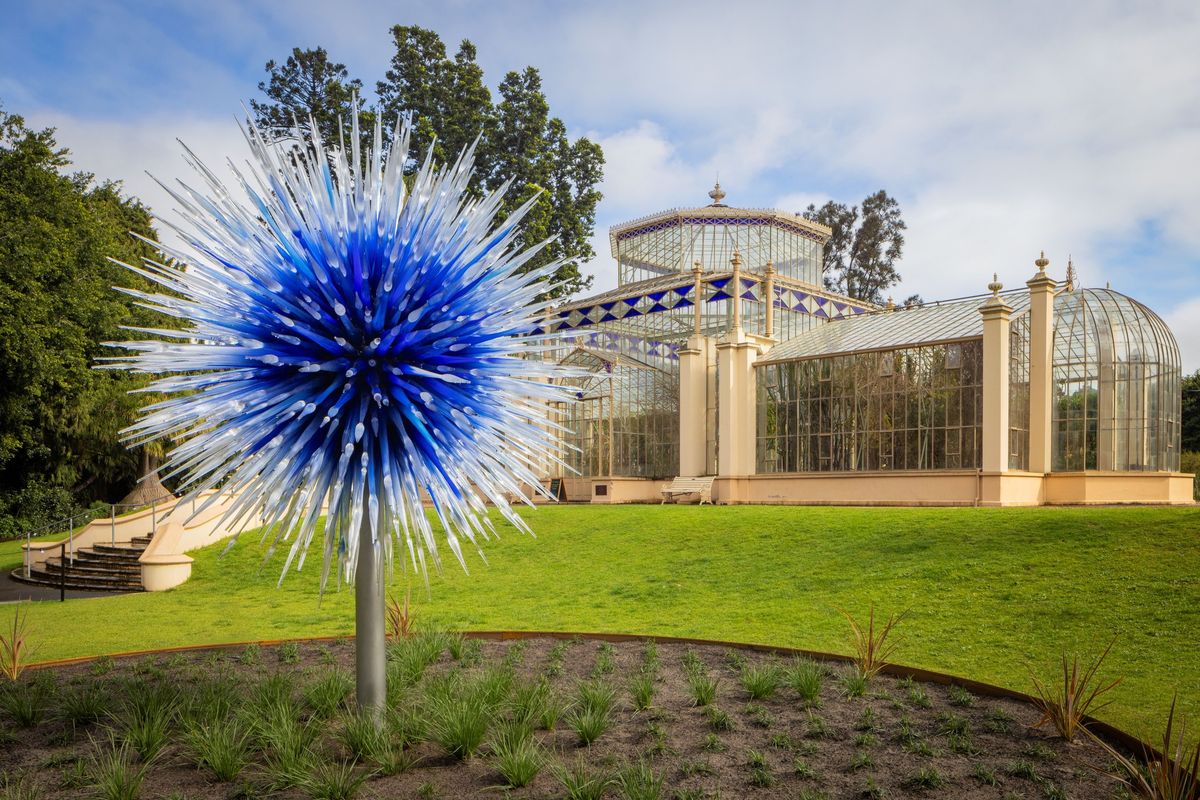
[108,117,570,587]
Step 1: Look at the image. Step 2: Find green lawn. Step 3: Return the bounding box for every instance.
[5,504,1200,745]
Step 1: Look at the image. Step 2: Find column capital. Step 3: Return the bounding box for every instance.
[1026,251,1057,291]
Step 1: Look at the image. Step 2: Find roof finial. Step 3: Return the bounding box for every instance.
[1065,256,1077,291]
[886,296,895,310]
[988,273,1003,298]
[1035,250,1049,275]
[708,178,726,205]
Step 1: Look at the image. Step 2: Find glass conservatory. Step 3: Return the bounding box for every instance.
[1051,288,1181,472]
[541,185,869,480]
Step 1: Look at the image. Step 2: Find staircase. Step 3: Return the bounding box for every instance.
[10,535,149,592]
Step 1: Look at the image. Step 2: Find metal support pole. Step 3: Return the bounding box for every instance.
[24,530,30,578]
[59,541,66,602]
[110,505,116,546]
[151,498,157,538]
[355,513,386,721]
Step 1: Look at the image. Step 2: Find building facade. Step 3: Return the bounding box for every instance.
[539,188,1190,505]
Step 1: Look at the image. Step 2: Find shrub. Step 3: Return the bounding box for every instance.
[739,663,782,700]
[840,606,907,680]
[278,642,300,665]
[335,711,388,761]
[0,607,35,682]
[1029,639,1120,742]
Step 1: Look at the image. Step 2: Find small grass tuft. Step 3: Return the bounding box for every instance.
[739,662,782,700]
[617,759,665,800]
[904,767,946,790]
[552,754,614,800]
[687,669,718,707]
[787,657,824,706]
[840,606,907,680]
[300,760,369,800]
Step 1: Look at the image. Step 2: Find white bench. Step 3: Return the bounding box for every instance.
[660,476,715,505]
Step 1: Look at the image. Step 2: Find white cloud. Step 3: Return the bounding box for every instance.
[1165,297,1200,374]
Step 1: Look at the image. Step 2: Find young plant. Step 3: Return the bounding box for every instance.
[787,657,824,706]
[630,671,656,711]
[386,588,414,641]
[617,758,665,800]
[116,683,176,761]
[739,663,782,700]
[705,706,734,732]
[0,681,49,728]
[552,754,614,800]
[948,684,975,707]
[1092,694,1200,800]
[687,669,718,707]
[903,767,945,790]
[841,669,868,698]
[1029,639,1121,742]
[593,642,617,676]
[304,667,354,719]
[840,606,907,680]
[238,643,261,666]
[569,705,612,745]
[278,641,300,665]
[300,760,369,800]
[336,711,388,761]
[0,607,35,682]
[429,693,492,760]
[490,722,542,788]
[183,717,250,781]
[88,733,151,800]
[747,749,774,787]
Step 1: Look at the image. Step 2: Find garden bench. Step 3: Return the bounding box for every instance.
[660,476,714,505]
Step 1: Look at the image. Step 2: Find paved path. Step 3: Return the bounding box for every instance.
[0,571,126,603]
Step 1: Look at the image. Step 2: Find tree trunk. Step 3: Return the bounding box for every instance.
[118,448,172,506]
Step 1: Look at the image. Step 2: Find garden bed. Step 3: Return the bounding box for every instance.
[0,634,1132,799]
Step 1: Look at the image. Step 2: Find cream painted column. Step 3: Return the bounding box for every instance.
[1026,253,1057,474]
[716,330,760,478]
[980,275,1012,474]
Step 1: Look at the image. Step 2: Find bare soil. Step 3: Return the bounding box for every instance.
[0,636,1132,799]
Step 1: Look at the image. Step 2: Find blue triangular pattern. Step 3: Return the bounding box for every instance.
[600,313,617,322]
[648,303,668,313]
[600,301,617,311]
[815,308,828,318]
[649,291,665,301]
[792,290,807,301]
[834,302,846,312]
[674,298,694,308]
[674,285,692,296]
[708,291,729,301]
[711,278,730,288]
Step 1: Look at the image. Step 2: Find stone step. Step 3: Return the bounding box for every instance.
[86,544,145,559]
[43,557,141,575]
[10,568,143,593]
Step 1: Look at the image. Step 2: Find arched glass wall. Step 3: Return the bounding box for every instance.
[1051,289,1181,472]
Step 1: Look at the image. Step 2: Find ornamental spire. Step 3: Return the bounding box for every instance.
[708,179,726,206]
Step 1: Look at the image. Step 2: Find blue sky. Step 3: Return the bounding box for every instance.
[4,0,1199,368]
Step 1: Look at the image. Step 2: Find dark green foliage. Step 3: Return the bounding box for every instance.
[841,670,868,699]
[87,733,151,800]
[115,681,175,761]
[249,47,372,148]
[60,681,107,730]
[371,27,602,298]
[630,671,656,711]
[1182,370,1199,453]
[0,680,49,727]
[704,706,734,732]
[948,684,975,707]
[687,669,718,707]
[278,642,300,665]
[0,107,176,533]
[803,191,908,305]
[304,667,353,719]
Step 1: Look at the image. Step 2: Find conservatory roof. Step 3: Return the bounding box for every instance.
[759,290,1031,364]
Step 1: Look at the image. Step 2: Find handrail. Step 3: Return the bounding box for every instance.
[22,493,176,580]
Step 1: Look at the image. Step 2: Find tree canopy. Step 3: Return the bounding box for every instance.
[251,29,604,299]
[803,190,914,306]
[0,105,171,536]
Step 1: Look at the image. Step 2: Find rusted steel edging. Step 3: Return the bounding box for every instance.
[28,629,1163,764]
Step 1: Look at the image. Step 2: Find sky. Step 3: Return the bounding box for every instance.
[3,0,1199,369]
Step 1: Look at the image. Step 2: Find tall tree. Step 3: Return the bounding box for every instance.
[1182,369,1200,454]
[0,104,175,536]
[804,190,907,305]
[373,28,602,298]
[250,47,372,146]
[376,28,495,176]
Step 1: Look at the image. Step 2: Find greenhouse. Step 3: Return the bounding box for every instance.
[537,190,1190,506]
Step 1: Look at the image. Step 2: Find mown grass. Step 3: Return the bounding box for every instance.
[6,504,1200,745]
